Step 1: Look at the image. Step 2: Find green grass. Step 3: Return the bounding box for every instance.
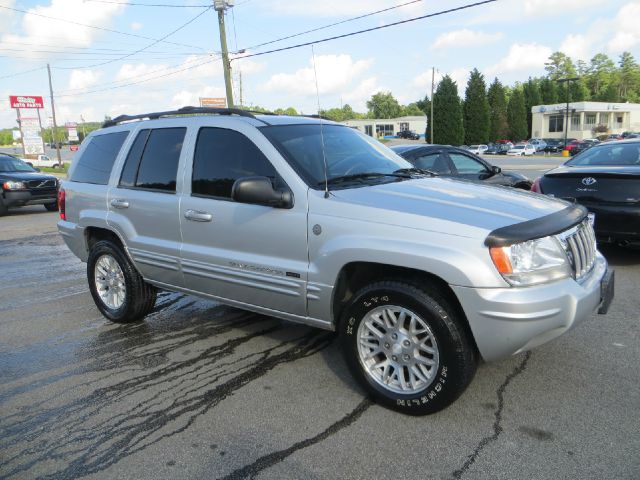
[40,164,69,174]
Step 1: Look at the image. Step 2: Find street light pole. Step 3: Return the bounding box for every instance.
[556,77,579,148]
[214,0,234,108]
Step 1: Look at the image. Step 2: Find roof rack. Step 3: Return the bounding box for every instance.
[102,106,259,128]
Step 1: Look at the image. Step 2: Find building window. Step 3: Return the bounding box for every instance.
[399,122,409,131]
[585,113,596,126]
[616,115,624,126]
[375,124,394,136]
[364,125,373,136]
[549,115,564,133]
[599,112,610,125]
[571,114,580,131]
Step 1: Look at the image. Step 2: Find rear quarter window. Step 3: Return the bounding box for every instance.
[69,131,129,184]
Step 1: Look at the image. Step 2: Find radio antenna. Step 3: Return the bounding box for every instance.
[311,44,330,199]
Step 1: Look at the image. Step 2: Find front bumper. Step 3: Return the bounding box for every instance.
[3,189,57,207]
[452,254,611,362]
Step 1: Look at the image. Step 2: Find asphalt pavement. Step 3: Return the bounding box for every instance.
[1,168,639,479]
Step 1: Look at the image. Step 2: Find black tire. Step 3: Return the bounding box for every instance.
[0,198,7,216]
[87,239,157,323]
[340,280,477,415]
[44,202,58,211]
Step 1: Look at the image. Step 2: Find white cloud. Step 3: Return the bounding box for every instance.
[432,29,503,50]
[68,70,102,90]
[342,77,384,111]
[559,34,592,61]
[607,2,640,52]
[485,43,552,76]
[1,0,125,57]
[523,0,600,15]
[131,22,143,31]
[171,86,227,108]
[262,54,373,96]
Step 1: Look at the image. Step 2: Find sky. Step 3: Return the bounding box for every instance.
[0,0,639,129]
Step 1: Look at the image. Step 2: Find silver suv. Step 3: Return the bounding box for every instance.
[58,107,614,415]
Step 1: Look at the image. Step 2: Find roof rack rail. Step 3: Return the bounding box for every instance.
[102,105,258,128]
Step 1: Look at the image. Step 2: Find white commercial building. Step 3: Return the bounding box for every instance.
[531,101,640,140]
[342,115,427,138]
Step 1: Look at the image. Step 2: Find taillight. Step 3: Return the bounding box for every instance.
[58,188,66,220]
[531,177,543,193]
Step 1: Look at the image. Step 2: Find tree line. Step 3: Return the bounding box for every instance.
[322,50,640,145]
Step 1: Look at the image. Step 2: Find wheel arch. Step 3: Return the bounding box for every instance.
[331,261,479,354]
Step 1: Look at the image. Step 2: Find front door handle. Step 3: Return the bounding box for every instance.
[184,209,212,222]
[110,198,129,209]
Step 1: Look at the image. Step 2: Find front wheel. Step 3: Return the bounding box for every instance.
[87,240,157,323]
[340,281,477,415]
[44,202,58,211]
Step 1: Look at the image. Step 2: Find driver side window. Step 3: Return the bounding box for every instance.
[448,153,488,174]
[414,152,451,174]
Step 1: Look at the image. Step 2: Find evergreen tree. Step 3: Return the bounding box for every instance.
[433,75,464,145]
[488,78,509,141]
[618,52,640,101]
[539,77,558,104]
[587,53,616,99]
[463,68,490,144]
[522,78,542,136]
[507,88,528,141]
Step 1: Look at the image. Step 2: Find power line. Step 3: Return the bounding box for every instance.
[232,0,497,61]
[56,57,219,97]
[0,66,45,81]
[0,4,207,51]
[235,0,426,54]
[85,0,210,6]
[53,7,214,69]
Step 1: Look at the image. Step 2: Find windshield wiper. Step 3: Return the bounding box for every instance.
[393,167,438,177]
[318,172,410,186]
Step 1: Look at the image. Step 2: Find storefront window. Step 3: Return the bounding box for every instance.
[549,115,564,133]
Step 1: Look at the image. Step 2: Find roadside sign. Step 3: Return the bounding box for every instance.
[70,145,79,152]
[199,97,226,108]
[9,95,44,109]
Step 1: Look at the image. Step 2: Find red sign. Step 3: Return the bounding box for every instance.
[9,95,44,109]
[70,145,79,152]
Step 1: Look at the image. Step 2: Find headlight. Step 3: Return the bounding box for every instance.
[2,181,26,190]
[489,235,571,286]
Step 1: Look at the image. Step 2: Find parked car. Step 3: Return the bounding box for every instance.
[391,144,532,189]
[397,129,420,140]
[58,107,613,415]
[507,144,536,156]
[532,139,640,244]
[486,143,512,155]
[569,139,600,156]
[465,144,488,155]
[603,134,623,142]
[544,139,576,153]
[24,154,61,169]
[529,138,547,152]
[0,154,59,215]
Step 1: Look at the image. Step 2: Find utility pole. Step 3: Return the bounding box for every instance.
[556,77,579,148]
[47,63,62,166]
[214,0,234,108]
[430,67,435,144]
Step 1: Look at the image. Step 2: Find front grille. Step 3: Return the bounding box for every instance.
[558,219,597,280]
[26,179,57,189]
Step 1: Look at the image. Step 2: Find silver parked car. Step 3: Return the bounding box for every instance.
[58,107,614,415]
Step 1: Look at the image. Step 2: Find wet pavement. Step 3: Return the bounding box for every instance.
[1,210,639,480]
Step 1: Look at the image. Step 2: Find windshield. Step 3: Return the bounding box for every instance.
[513,146,524,150]
[260,124,411,188]
[566,142,640,166]
[0,155,36,172]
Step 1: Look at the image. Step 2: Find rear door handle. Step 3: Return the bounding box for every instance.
[110,198,129,209]
[184,209,212,222]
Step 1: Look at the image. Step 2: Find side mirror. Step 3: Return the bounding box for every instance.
[491,165,502,174]
[231,176,293,209]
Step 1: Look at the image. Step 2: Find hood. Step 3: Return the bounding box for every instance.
[0,171,58,182]
[330,177,566,233]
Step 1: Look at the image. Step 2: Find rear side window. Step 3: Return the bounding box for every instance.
[119,127,185,192]
[69,131,128,184]
[192,127,279,199]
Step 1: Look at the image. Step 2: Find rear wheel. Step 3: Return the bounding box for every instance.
[44,202,58,211]
[340,280,477,415]
[0,199,7,216]
[87,239,157,323]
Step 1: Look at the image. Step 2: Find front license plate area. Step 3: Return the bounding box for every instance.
[598,269,614,314]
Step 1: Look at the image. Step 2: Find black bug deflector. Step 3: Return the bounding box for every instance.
[485,204,589,247]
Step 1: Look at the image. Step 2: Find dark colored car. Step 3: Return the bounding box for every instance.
[397,129,420,140]
[544,139,577,152]
[391,144,532,189]
[486,143,511,155]
[532,139,640,244]
[569,139,600,156]
[0,154,59,216]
